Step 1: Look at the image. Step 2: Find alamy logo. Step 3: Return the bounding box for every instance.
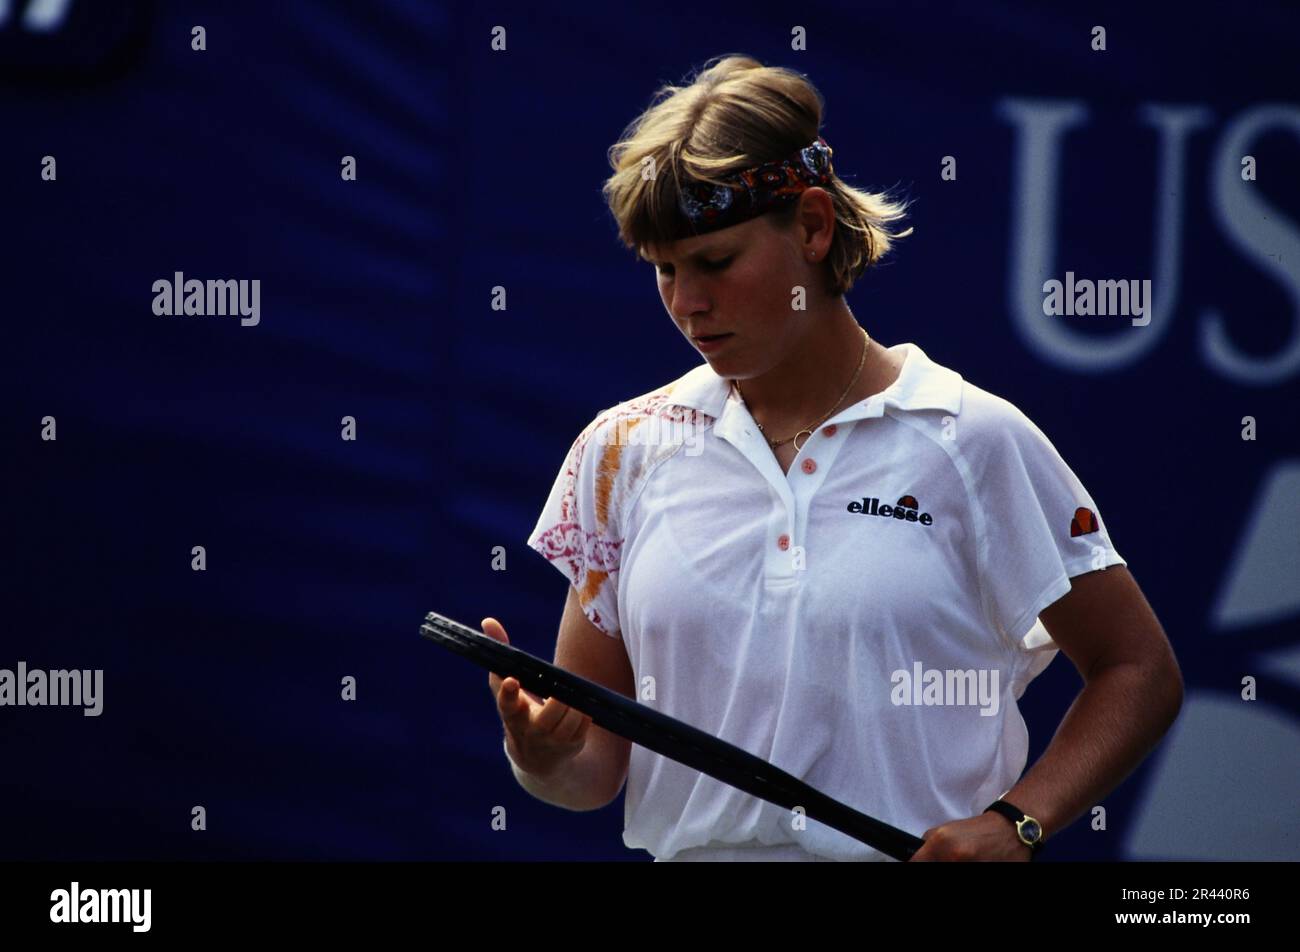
[50,882,151,933]
[152,272,260,326]
[0,662,103,715]
[1041,271,1152,326]
[847,494,934,526]
[891,663,1001,717]
[597,413,705,457]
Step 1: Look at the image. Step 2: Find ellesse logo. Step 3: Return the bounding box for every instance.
[847,494,934,526]
[1070,506,1099,537]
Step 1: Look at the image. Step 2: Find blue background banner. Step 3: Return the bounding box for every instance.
[2,0,1296,860]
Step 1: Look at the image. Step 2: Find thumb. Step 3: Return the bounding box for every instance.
[482,618,539,710]
[481,617,509,645]
[483,617,511,695]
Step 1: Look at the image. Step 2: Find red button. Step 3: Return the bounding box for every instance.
[801,458,817,474]
[777,534,790,551]
[822,424,837,437]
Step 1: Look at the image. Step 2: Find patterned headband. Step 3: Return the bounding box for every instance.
[674,136,834,237]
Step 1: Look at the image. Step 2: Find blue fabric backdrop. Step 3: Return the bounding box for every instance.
[2,0,1296,860]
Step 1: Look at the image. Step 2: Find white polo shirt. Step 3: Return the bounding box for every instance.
[525,340,1125,861]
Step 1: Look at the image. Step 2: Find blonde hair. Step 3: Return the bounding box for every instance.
[601,54,913,297]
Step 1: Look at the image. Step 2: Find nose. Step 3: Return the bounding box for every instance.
[664,271,710,322]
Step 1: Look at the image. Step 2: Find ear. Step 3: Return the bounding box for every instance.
[795,188,836,254]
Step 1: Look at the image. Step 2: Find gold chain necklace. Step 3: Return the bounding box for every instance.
[732,326,870,452]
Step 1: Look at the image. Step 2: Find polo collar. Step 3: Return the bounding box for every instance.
[664,341,964,424]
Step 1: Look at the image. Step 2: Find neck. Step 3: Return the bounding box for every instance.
[731,302,884,431]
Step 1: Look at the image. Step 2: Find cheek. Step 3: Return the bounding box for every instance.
[733,261,792,316]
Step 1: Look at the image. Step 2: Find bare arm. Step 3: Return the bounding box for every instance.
[1000,564,1184,839]
[913,564,1183,860]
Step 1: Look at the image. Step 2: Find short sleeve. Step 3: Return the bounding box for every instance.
[525,413,624,637]
[966,400,1126,657]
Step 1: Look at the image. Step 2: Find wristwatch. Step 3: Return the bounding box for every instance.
[984,799,1044,858]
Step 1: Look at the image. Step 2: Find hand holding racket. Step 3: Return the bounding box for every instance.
[483,617,593,779]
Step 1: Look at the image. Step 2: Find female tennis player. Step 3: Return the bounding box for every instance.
[485,54,1183,862]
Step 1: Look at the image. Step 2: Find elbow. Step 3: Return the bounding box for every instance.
[1153,653,1184,730]
[1164,642,1185,708]
[1137,630,1184,728]
[1168,664,1185,723]
[1102,650,1183,732]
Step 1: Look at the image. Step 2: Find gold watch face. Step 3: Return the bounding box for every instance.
[1018,817,1043,844]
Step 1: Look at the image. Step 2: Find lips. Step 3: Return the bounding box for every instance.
[692,333,732,342]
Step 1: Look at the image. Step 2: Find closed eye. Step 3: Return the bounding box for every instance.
[656,257,733,277]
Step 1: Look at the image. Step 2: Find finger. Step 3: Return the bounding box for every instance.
[490,671,540,707]
[482,618,517,698]
[497,678,529,731]
[534,696,574,733]
[550,703,585,741]
[909,831,936,862]
[556,709,592,743]
[481,617,510,645]
[489,670,522,700]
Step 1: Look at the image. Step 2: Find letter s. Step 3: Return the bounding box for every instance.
[1202,105,1300,384]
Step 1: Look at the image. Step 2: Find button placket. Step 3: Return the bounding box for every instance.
[785,422,852,572]
[715,396,798,581]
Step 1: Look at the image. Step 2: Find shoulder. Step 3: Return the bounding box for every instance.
[950,377,1050,449]
[956,379,1035,432]
[560,369,714,505]
[943,377,1088,504]
[900,374,1063,488]
[571,368,718,455]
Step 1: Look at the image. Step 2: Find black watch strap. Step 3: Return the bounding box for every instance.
[984,799,1044,857]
